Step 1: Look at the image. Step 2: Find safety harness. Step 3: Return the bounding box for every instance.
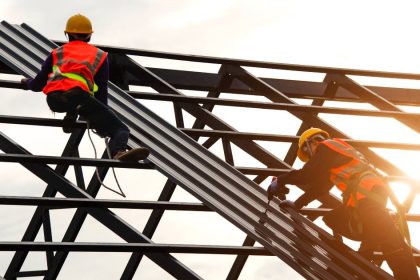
[325,139,411,246]
[344,172,411,246]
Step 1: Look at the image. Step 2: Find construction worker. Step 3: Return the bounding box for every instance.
[267,128,419,280]
[21,14,149,161]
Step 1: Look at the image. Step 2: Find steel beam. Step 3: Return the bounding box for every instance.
[327,74,420,133]
[190,65,232,140]
[227,78,339,279]
[180,129,420,150]
[121,179,178,279]
[4,129,85,279]
[0,196,210,211]
[224,64,406,177]
[0,153,153,169]
[72,150,86,190]
[226,236,256,280]
[0,242,271,255]
[86,40,420,80]
[126,90,420,118]
[122,57,291,169]
[0,21,416,280]
[0,132,202,280]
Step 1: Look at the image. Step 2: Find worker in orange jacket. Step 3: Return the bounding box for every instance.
[268,128,419,280]
[21,14,148,161]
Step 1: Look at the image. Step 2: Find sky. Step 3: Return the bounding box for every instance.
[1,0,420,279]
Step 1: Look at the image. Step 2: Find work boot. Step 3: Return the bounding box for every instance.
[62,113,77,133]
[113,147,149,162]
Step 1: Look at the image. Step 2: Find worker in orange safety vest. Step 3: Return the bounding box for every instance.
[21,14,149,161]
[267,128,419,280]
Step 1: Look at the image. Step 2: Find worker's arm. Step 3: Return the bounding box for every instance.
[277,143,350,209]
[94,56,109,105]
[293,183,329,209]
[22,53,53,91]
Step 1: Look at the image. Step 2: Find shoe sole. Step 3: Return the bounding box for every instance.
[117,148,150,162]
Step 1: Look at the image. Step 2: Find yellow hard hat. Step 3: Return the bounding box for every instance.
[65,14,93,34]
[297,128,330,162]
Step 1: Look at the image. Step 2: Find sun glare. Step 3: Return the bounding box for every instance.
[388,181,413,205]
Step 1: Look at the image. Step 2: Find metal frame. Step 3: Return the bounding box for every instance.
[0,20,419,279]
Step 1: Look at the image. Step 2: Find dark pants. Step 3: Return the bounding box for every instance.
[46,88,129,157]
[324,192,419,280]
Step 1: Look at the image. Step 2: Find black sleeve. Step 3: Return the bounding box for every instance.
[277,143,352,208]
[294,184,327,209]
[26,53,53,91]
[94,56,109,105]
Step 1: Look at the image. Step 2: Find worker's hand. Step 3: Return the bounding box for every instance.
[20,78,29,90]
[267,179,278,200]
[267,179,289,201]
[279,200,296,210]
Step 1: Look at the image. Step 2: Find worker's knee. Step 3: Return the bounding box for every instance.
[97,125,129,140]
[384,247,405,257]
[323,206,347,229]
[123,125,129,135]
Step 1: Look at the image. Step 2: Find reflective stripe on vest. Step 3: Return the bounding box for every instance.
[322,138,384,207]
[49,65,99,94]
[44,42,106,95]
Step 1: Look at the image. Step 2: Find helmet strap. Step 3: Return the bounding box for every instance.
[304,134,326,159]
[304,140,314,158]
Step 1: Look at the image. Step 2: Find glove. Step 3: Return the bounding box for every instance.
[267,179,278,200]
[279,200,296,209]
[21,78,29,90]
[267,179,290,200]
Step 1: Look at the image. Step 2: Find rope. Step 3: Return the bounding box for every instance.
[384,181,412,247]
[86,122,126,198]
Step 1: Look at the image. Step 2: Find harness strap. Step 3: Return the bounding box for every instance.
[347,209,363,236]
[383,181,412,247]
[343,171,411,246]
[342,170,385,207]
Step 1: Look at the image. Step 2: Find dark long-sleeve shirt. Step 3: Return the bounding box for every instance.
[276,142,354,208]
[26,46,109,105]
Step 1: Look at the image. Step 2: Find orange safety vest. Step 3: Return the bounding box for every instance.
[43,41,107,95]
[322,138,385,207]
